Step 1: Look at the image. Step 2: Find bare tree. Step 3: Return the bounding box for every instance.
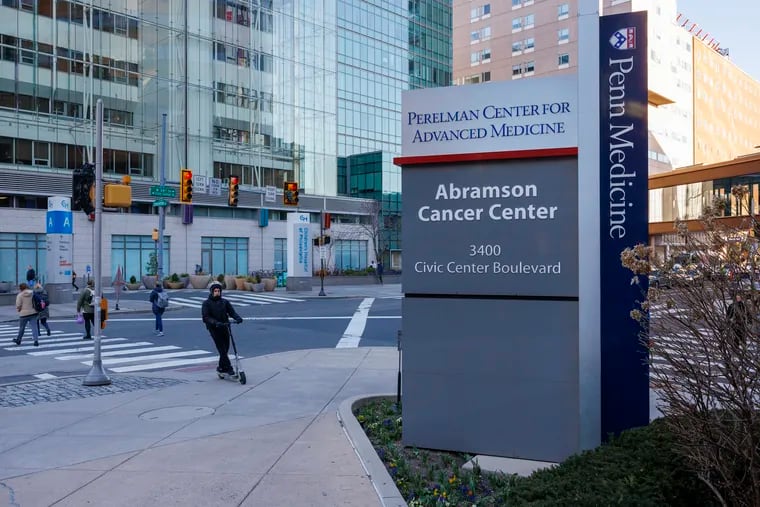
[357,199,385,260]
[623,186,760,506]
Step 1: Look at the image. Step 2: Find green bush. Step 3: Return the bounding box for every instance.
[356,400,714,506]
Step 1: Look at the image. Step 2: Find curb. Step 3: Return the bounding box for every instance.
[337,393,407,507]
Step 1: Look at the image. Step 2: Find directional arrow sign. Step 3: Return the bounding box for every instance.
[152,199,169,207]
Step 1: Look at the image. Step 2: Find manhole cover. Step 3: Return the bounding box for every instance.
[139,405,215,422]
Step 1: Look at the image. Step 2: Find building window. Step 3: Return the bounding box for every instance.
[470,3,490,21]
[201,237,249,276]
[512,17,522,31]
[334,240,368,271]
[525,37,535,52]
[525,60,535,74]
[512,41,522,54]
[524,14,535,29]
[274,238,287,271]
[511,0,521,8]
[512,64,522,77]
[558,3,569,19]
[0,233,47,286]
[558,53,570,67]
[111,235,170,280]
[558,28,570,44]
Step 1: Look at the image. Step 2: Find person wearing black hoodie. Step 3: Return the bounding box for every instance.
[201,282,243,375]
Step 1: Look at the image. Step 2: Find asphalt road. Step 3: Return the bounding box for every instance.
[0,291,402,384]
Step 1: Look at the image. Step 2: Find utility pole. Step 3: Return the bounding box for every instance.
[83,99,111,386]
[319,208,326,297]
[158,113,167,283]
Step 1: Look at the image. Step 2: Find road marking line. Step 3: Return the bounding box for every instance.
[109,356,218,373]
[88,349,212,366]
[55,345,181,360]
[28,341,152,356]
[335,298,374,348]
[34,373,57,380]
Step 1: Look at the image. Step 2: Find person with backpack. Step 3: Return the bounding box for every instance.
[149,285,168,336]
[14,282,39,346]
[26,265,36,285]
[33,283,51,337]
[202,282,243,376]
[76,279,95,340]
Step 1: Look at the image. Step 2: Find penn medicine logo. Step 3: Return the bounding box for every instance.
[609,27,636,50]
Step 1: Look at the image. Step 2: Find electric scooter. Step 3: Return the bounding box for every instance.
[217,321,246,385]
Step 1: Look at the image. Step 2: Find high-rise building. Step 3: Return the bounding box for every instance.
[0,1,452,283]
[337,0,452,268]
[452,0,760,172]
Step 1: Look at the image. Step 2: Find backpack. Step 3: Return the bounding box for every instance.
[156,291,169,309]
[32,292,46,312]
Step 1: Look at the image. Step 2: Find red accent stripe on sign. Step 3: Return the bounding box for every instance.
[393,147,578,166]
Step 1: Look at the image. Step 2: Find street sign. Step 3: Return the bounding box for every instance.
[208,178,222,196]
[152,199,168,207]
[149,185,176,198]
[265,185,276,202]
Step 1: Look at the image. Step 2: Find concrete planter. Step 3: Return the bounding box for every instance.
[126,283,141,291]
[141,276,157,289]
[224,275,236,290]
[189,275,211,289]
[167,282,184,289]
[263,278,276,291]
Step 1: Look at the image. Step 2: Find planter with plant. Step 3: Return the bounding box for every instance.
[126,275,141,291]
[234,275,246,290]
[179,272,190,288]
[142,253,158,289]
[167,273,184,289]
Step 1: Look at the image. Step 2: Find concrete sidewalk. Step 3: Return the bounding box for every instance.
[0,347,406,507]
[0,283,406,506]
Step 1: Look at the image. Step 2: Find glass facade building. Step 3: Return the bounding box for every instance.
[0,0,452,280]
[336,0,451,268]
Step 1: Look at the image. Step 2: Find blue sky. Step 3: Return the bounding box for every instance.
[677,1,760,82]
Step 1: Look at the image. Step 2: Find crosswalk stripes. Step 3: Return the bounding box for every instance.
[168,293,306,309]
[0,324,219,374]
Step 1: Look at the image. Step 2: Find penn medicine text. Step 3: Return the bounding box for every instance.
[607,55,636,240]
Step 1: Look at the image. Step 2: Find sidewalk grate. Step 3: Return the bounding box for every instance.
[0,375,187,408]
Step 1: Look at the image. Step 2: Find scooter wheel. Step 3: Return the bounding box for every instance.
[238,371,246,385]
[217,373,224,380]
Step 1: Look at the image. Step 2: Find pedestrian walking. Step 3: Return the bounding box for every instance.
[71,270,79,292]
[149,285,167,336]
[14,283,39,346]
[376,260,384,285]
[33,283,51,337]
[76,279,95,340]
[26,265,36,285]
[727,292,750,348]
[201,282,243,375]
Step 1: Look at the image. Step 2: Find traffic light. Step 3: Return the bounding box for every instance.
[228,176,239,207]
[180,169,193,203]
[72,163,95,214]
[284,181,299,206]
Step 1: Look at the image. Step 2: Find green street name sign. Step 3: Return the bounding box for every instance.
[149,185,176,198]
[152,199,169,207]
